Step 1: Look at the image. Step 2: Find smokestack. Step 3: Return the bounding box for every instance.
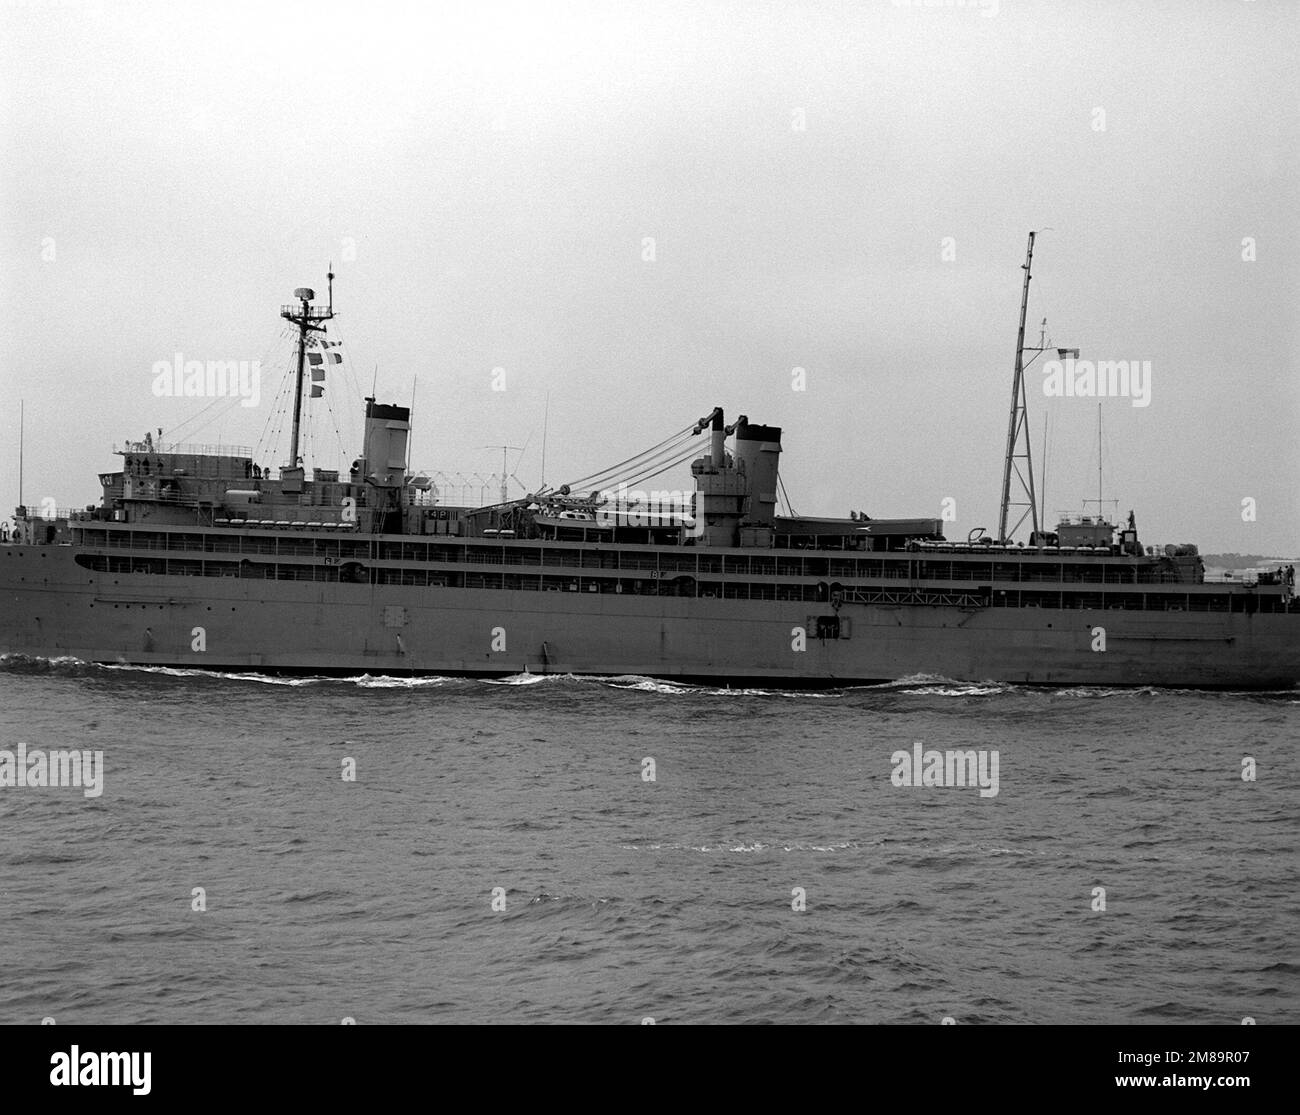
[733,419,782,526]
[710,408,725,468]
[362,399,411,488]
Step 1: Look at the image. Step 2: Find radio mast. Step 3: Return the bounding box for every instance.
[997,233,1077,545]
[998,232,1040,543]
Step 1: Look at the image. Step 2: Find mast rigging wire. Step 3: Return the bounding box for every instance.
[556,423,697,492]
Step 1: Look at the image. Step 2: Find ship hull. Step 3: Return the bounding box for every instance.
[3,546,1297,688]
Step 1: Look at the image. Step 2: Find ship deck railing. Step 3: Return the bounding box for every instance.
[63,548,1299,614]
[75,544,1201,589]
[73,528,1203,585]
[839,587,989,609]
[16,506,101,522]
[119,441,252,458]
[914,542,1128,558]
[212,520,353,533]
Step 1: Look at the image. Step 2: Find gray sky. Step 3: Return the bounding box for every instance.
[2,0,1296,553]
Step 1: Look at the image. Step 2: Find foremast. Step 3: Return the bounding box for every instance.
[279,270,336,483]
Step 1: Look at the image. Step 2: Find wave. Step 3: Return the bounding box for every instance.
[0,653,102,675]
[2,654,1293,698]
[619,840,868,854]
[935,842,1039,858]
[618,839,1039,857]
[353,674,461,688]
[480,671,554,686]
[899,684,1009,697]
[607,675,704,694]
[102,664,325,686]
[846,673,1014,697]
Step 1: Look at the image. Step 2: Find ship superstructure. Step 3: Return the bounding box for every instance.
[3,239,1297,686]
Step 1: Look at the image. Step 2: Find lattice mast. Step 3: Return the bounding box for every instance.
[998,233,1040,543]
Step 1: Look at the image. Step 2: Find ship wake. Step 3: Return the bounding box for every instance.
[1,655,1294,698]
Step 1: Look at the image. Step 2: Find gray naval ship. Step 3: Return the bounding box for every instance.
[3,236,1298,687]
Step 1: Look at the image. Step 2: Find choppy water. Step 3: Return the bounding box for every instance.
[1,656,1296,1024]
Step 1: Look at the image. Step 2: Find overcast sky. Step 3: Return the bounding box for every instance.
[2,0,1296,553]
